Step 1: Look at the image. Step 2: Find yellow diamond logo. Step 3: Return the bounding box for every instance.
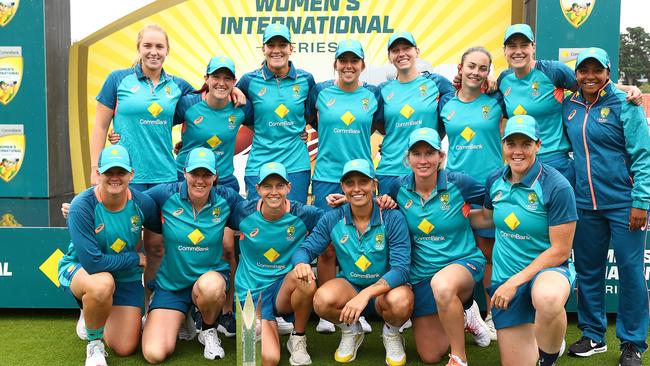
[188,229,205,245]
[264,248,280,263]
[417,218,434,234]
[504,212,520,230]
[111,238,126,253]
[400,104,414,119]
[355,255,372,272]
[39,249,65,287]
[111,149,119,155]
[513,105,527,115]
[275,104,289,118]
[340,111,356,125]
[207,135,222,148]
[147,102,163,117]
[460,127,475,142]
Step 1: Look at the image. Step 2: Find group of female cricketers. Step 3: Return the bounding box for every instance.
[58,21,649,366]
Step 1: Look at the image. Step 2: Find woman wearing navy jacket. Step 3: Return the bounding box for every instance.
[563,48,650,366]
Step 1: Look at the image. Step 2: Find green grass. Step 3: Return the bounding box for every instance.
[0,310,647,365]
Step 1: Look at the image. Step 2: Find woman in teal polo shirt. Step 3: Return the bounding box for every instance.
[472,115,577,366]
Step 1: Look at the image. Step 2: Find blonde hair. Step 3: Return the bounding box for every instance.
[132,24,170,67]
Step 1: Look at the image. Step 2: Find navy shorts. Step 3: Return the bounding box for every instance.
[311,180,342,211]
[487,264,575,330]
[376,175,401,196]
[149,271,229,314]
[412,259,484,317]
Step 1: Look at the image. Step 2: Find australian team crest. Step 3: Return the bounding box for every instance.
[374,233,385,250]
[0,47,23,105]
[286,225,296,241]
[228,115,236,129]
[439,192,450,210]
[481,105,490,119]
[212,207,221,222]
[361,98,369,111]
[130,215,140,232]
[531,81,540,97]
[528,192,538,204]
[292,85,301,98]
[598,107,609,122]
[0,124,24,182]
[561,0,595,28]
[0,1,19,28]
[0,213,21,227]
[419,84,427,96]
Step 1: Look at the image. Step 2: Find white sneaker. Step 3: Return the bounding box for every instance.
[178,309,197,340]
[334,329,364,363]
[399,319,412,333]
[198,328,225,360]
[382,332,406,366]
[316,318,336,334]
[559,339,566,358]
[464,300,491,347]
[447,354,468,366]
[76,310,88,341]
[359,316,372,333]
[85,340,107,366]
[484,311,497,341]
[276,316,294,336]
[287,333,312,365]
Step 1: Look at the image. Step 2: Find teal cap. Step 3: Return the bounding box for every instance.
[258,162,289,184]
[340,159,375,182]
[206,55,235,77]
[408,127,442,150]
[575,47,611,70]
[387,31,417,50]
[98,145,132,174]
[263,23,291,44]
[335,39,364,59]
[504,24,535,44]
[185,147,217,174]
[502,115,540,141]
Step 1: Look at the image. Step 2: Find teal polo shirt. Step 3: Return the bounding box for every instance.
[386,170,486,283]
[96,64,193,184]
[440,92,506,183]
[377,72,455,176]
[498,60,576,160]
[230,200,323,302]
[307,80,383,183]
[292,202,411,288]
[145,182,243,291]
[484,160,577,283]
[175,93,253,178]
[237,61,315,175]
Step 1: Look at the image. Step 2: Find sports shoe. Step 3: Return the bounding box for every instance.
[382,332,406,366]
[316,318,336,334]
[198,328,225,360]
[446,354,468,366]
[277,316,294,336]
[399,319,412,333]
[334,329,364,363]
[568,336,607,357]
[76,310,88,341]
[85,340,107,366]
[464,300,491,347]
[559,339,566,358]
[359,316,372,333]
[178,309,197,340]
[484,311,497,341]
[217,311,236,338]
[619,343,642,366]
[287,333,312,365]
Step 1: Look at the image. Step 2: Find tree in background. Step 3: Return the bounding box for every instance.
[619,26,650,85]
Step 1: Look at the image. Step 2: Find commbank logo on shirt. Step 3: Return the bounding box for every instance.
[504,212,520,230]
[417,218,434,234]
[461,127,475,142]
[264,248,280,262]
[355,255,371,272]
[111,238,126,253]
[147,102,163,118]
[340,111,356,126]
[513,105,527,115]
[187,229,205,245]
[400,104,414,119]
[207,135,222,148]
[275,104,289,118]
